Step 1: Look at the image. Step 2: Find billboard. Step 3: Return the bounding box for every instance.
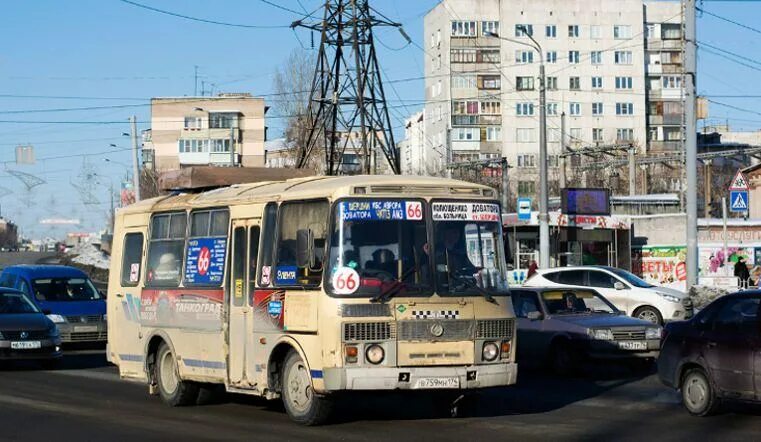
[561,188,611,216]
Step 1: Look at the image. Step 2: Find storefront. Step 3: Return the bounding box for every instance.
[503,212,632,284]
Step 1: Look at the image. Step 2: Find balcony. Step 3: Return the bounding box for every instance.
[648,141,682,152]
[179,151,239,166]
[180,128,241,141]
[662,64,683,74]
[451,115,502,126]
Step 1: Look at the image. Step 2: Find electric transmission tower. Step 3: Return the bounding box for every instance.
[292,0,404,175]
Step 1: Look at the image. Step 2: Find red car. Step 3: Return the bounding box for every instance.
[657,291,761,415]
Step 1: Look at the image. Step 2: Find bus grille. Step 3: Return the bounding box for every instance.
[476,319,515,340]
[398,320,474,341]
[342,322,395,342]
[339,304,392,318]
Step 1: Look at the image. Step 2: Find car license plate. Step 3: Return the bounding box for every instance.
[413,377,460,389]
[618,340,647,351]
[74,326,98,333]
[11,341,41,350]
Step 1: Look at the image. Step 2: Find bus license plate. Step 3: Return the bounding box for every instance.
[413,377,460,389]
[618,341,647,351]
[11,341,41,350]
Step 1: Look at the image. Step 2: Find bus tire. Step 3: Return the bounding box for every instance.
[155,342,199,407]
[281,350,333,425]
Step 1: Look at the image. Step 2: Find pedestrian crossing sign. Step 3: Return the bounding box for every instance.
[730,190,749,213]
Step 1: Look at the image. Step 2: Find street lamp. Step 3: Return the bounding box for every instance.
[488,28,549,269]
[103,157,132,169]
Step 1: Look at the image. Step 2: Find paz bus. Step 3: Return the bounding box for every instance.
[107,175,517,425]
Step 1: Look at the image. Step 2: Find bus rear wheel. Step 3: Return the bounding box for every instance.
[281,350,333,425]
[155,342,199,406]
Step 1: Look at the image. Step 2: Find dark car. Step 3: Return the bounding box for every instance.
[658,291,761,416]
[0,287,62,367]
[512,287,662,374]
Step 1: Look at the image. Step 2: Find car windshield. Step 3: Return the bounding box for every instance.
[542,289,618,315]
[432,201,510,296]
[607,267,654,288]
[326,200,431,297]
[0,292,40,314]
[32,277,101,302]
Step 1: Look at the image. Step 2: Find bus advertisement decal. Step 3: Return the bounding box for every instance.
[275,266,297,285]
[339,200,423,221]
[253,290,285,330]
[140,289,223,330]
[184,237,227,285]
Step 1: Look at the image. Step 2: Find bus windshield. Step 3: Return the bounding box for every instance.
[326,199,431,297]
[431,201,510,296]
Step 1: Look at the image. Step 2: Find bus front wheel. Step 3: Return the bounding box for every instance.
[155,342,199,406]
[281,350,333,425]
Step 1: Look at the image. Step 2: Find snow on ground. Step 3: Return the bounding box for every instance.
[68,240,110,270]
[689,285,730,309]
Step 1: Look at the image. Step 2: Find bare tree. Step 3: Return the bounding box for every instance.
[271,49,319,171]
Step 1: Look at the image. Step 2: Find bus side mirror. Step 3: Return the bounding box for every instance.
[296,228,315,269]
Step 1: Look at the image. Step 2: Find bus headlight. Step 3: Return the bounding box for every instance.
[365,344,385,365]
[482,342,499,362]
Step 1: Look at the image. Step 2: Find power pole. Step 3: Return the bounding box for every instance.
[560,112,567,189]
[130,116,141,202]
[685,0,698,289]
[292,0,401,175]
[628,147,636,196]
[446,128,452,179]
[501,157,509,212]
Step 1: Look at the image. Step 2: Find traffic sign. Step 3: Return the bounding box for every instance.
[517,197,532,221]
[729,169,749,190]
[730,190,749,213]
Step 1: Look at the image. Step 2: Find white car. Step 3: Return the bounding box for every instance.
[523,266,693,325]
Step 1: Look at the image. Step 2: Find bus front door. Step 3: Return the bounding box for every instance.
[228,219,260,387]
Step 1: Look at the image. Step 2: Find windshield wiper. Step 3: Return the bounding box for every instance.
[370,280,410,304]
[449,273,498,304]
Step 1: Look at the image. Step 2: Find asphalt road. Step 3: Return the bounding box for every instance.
[1,253,760,441]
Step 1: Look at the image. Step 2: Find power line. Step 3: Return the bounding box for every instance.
[697,7,761,36]
[117,0,289,29]
[256,0,311,16]
[0,103,149,115]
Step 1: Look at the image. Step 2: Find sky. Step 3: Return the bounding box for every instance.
[0,0,759,239]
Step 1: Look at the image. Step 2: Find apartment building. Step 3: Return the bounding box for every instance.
[422,0,683,199]
[399,111,431,175]
[144,93,267,172]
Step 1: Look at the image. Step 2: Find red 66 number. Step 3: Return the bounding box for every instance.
[406,201,423,220]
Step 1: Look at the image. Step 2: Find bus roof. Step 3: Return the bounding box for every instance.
[117,175,496,215]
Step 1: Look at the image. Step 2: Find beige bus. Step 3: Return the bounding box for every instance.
[107,175,517,425]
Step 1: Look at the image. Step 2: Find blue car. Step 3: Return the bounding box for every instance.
[0,265,106,343]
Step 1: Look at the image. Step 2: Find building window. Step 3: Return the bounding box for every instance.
[477,49,500,63]
[661,24,681,40]
[569,77,580,90]
[486,127,502,141]
[661,51,682,64]
[568,50,580,64]
[616,128,634,141]
[516,102,535,116]
[546,77,557,90]
[480,101,501,115]
[178,139,210,153]
[209,113,237,129]
[211,139,231,153]
[570,128,582,142]
[614,51,633,65]
[568,25,579,37]
[546,102,558,115]
[645,23,656,39]
[184,116,202,129]
[548,155,560,168]
[590,25,601,39]
[546,25,557,38]
[479,75,501,89]
[615,76,633,89]
[664,127,682,141]
[662,76,682,89]
[569,102,581,116]
[616,102,634,115]
[451,21,477,37]
[593,128,604,142]
[592,102,604,115]
[451,48,477,63]
[515,24,533,37]
[436,54,442,70]
[453,100,479,115]
[518,181,536,195]
[516,128,536,143]
[613,25,631,39]
[664,101,683,116]
[436,106,443,121]
[546,51,557,63]
[548,129,561,142]
[453,74,477,89]
[452,128,480,141]
[515,50,534,64]
[590,51,603,65]
[648,127,659,141]
[482,21,500,37]
[516,76,535,91]
[517,154,536,168]
[591,76,603,89]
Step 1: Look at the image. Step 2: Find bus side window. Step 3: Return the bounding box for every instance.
[258,203,277,287]
[146,212,187,287]
[248,226,260,300]
[232,227,246,307]
[275,201,329,287]
[121,233,144,286]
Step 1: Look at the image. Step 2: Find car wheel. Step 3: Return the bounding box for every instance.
[550,342,578,376]
[634,306,663,325]
[281,350,334,425]
[155,342,199,406]
[681,368,719,416]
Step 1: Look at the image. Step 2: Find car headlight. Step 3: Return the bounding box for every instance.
[590,329,614,340]
[365,344,385,365]
[658,292,681,303]
[46,314,66,324]
[482,342,499,361]
[646,327,662,340]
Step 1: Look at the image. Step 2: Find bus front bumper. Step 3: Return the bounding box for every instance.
[321,362,517,391]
